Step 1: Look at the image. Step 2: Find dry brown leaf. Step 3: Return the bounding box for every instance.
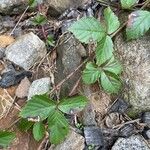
[0,35,15,48]
[0,87,16,119]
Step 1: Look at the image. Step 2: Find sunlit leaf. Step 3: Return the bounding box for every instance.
[82,62,101,84]
[58,96,88,114]
[104,7,120,34]
[100,71,122,93]
[69,17,106,43]
[20,95,56,121]
[33,122,45,141]
[102,57,122,75]
[96,36,113,65]
[48,110,69,144]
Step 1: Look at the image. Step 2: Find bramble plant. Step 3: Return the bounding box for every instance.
[0,0,150,148]
[69,6,150,93]
[20,95,87,144]
[69,7,122,93]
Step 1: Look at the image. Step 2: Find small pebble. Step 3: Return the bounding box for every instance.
[15,77,31,98]
[28,77,51,100]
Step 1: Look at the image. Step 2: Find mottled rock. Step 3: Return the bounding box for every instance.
[0,0,28,14]
[111,135,150,150]
[28,77,51,100]
[5,32,46,70]
[55,32,86,98]
[15,77,31,98]
[47,0,88,17]
[84,126,104,148]
[49,130,85,150]
[114,34,150,113]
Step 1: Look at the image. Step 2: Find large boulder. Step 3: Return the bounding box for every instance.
[114,33,150,115]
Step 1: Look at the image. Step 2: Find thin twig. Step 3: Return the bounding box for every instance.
[49,59,88,95]
[141,0,150,9]
[113,118,140,129]
[69,77,81,96]
[10,6,29,35]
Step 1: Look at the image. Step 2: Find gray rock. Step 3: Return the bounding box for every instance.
[55,32,86,98]
[114,34,150,113]
[111,135,150,150]
[84,126,104,147]
[49,130,85,150]
[47,0,88,16]
[28,77,51,100]
[5,32,46,70]
[0,0,28,14]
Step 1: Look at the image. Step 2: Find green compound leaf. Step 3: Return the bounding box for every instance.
[102,57,122,75]
[69,17,106,43]
[104,7,120,34]
[33,122,45,141]
[48,110,69,144]
[82,62,101,84]
[32,14,47,26]
[126,10,150,40]
[121,0,138,9]
[58,96,88,114]
[100,71,122,93]
[0,131,15,148]
[20,95,56,121]
[96,36,113,65]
